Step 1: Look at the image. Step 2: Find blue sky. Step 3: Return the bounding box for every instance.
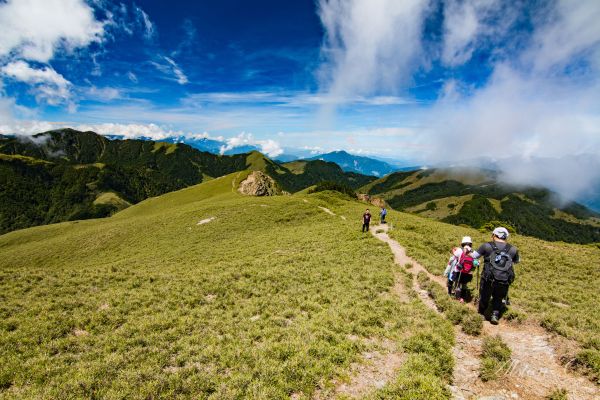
[1,0,600,200]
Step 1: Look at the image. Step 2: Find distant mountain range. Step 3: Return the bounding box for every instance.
[305,150,415,177]
[0,129,375,234]
[105,134,416,176]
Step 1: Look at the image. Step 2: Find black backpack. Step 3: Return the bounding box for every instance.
[488,242,515,283]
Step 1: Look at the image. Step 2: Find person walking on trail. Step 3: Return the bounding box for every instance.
[362,209,372,233]
[470,227,520,325]
[443,236,479,302]
[380,207,387,224]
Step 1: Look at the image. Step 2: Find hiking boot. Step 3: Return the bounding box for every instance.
[490,311,500,325]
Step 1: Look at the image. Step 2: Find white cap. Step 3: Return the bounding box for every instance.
[461,236,472,245]
[493,227,509,240]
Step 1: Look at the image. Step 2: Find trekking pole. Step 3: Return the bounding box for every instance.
[474,265,480,305]
[454,270,463,299]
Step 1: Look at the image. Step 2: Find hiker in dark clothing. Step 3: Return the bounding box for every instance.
[470,227,520,325]
[362,209,371,232]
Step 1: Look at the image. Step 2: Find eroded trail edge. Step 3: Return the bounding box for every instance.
[370,223,598,400]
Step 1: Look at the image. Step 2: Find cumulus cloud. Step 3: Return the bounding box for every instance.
[0,0,104,62]
[1,61,72,106]
[219,132,283,158]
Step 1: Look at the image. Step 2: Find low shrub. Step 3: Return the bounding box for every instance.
[480,335,512,381]
[503,308,527,324]
[574,348,600,382]
[417,272,482,336]
[308,181,356,198]
[546,388,568,400]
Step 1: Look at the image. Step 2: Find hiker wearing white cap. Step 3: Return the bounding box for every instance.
[444,236,479,302]
[470,227,520,325]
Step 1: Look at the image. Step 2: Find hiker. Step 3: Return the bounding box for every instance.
[380,207,387,224]
[443,236,478,302]
[470,227,520,325]
[362,209,371,233]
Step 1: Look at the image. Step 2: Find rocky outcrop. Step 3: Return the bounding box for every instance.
[238,171,282,196]
[357,193,388,208]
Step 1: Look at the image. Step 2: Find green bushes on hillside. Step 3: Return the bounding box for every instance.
[308,181,356,198]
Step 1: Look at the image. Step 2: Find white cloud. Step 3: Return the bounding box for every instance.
[151,56,188,85]
[127,71,138,83]
[317,0,429,101]
[182,91,413,107]
[0,0,104,62]
[74,122,184,141]
[85,86,121,102]
[219,132,283,158]
[134,5,155,40]
[1,61,72,106]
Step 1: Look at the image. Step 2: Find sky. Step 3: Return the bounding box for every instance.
[1,0,600,201]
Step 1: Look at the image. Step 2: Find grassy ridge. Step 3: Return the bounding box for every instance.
[0,175,452,399]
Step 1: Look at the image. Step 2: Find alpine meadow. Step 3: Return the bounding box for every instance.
[1,0,600,399]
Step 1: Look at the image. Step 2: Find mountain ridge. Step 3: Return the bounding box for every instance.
[0,129,375,234]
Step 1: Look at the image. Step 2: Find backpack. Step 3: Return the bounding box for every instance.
[488,242,515,283]
[457,253,474,274]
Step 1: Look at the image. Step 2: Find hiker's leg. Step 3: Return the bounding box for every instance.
[478,278,492,314]
[491,283,509,314]
[447,278,453,295]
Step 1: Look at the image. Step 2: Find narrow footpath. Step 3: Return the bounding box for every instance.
[370,223,598,400]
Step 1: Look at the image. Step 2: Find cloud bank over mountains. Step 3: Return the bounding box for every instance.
[317,0,600,200]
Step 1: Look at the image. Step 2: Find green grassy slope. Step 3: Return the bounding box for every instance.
[0,173,453,399]
[383,209,600,364]
[361,168,600,244]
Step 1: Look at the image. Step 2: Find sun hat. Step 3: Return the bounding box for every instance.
[461,236,472,245]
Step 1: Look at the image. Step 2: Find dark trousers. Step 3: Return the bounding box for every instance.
[448,272,473,297]
[478,278,509,314]
[362,222,370,232]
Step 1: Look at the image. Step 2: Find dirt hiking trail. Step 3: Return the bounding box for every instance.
[369,223,598,400]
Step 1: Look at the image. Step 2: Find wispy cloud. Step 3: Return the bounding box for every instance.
[317,0,429,103]
[182,91,414,107]
[151,56,188,85]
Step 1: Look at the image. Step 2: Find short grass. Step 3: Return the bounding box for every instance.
[385,209,600,379]
[479,335,512,382]
[416,272,482,336]
[0,175,454,399]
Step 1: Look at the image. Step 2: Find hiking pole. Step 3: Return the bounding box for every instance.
[454,270,463,300]
[474,265,480,305]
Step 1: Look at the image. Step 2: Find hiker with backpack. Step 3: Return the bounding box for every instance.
[380,207,387,224]
[443,236,479,302]
[470,227,520,325]
[362,209,371,233]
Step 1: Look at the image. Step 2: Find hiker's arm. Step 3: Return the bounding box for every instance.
[513,249,520,264]
[470,243,488,259]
